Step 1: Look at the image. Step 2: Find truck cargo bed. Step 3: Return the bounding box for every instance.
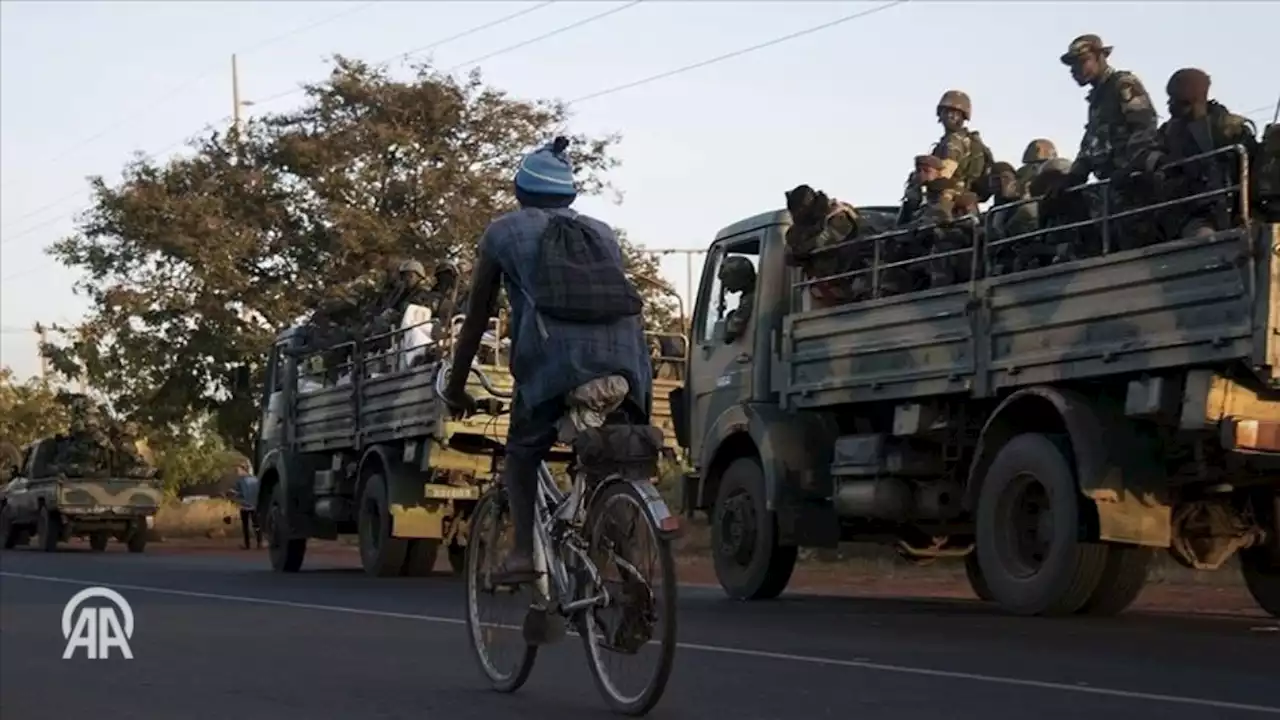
[782,225,1279,409]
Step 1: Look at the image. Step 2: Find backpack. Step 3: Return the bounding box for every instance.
[531,213,644,324]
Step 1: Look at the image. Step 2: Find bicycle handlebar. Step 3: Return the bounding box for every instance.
[435,359,514,400]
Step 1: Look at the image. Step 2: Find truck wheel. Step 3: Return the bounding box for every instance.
[267,482,307,572]
[964,551,993,601]
[1076,545,1152,616]
[711,457,797,600]
[89,531,110,552]
[1240,545,1280,618]
[358,473,408,577]
[0,504,18,550]
[402,539,441,577]
[448,541,467,576]
[126,527,148,553]
[37,506,62,552]
[975,433,1108,616]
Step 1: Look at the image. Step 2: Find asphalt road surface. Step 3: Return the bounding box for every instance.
[2,546,1278,720]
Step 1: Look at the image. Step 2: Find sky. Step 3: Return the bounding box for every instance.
[1,0,1277,381]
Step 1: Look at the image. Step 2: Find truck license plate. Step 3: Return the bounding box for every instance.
[423,485,479,500]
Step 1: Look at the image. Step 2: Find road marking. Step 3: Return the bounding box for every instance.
[3,570,1278,715]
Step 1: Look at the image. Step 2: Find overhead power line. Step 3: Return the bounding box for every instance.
[0,1,382,234]
[446,1,642,74]
[567,0,909,106]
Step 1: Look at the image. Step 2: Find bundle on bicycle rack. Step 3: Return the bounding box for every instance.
[570,423,665,485]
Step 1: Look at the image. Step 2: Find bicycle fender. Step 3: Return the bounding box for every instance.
[594,477,682,539]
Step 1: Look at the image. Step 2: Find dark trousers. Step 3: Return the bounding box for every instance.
[502,395,563,558]
[240,509,261,549]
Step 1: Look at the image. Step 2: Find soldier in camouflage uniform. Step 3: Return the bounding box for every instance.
[1017,139,1059,195]
[1059,34,1159,251]
[986,161,1037,275]
[110,418,156,479]
[786,184,898,305]
[53,403,112,478]
[901,155,978,287]
[931,90,995,203]
[1125,68,1260,240]
[718,256,756,344]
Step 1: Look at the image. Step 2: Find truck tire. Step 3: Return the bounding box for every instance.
[358,473,408,577]
[1076,544,1152,616]
[975,433,1108,616]
[402,539,441,577]
[0,504,19,550]
[267,482,307,572]
[448,541,467,576]
[37,506,62,552]
[126,527,148,553]
[1240,545,1280,618]
[711,456,797,600]
[89,531,110,552]
[964,551,993,601]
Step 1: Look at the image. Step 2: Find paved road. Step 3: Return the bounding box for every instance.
[2,546,1278,720]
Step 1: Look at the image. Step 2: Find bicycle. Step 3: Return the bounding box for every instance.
[435,361,679,716]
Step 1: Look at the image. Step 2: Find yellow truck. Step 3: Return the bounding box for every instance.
[250,313,686,578]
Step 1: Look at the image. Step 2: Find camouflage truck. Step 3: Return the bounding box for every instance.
[251,311,687,578]
[672,146,1280,618]
[0,437,163,553]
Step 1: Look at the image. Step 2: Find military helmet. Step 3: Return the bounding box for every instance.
[433,261,458,279]
[1060,34,1112,66]
[936,90,972,120]
[718,255,756,294]
[1021,139,1058,164]
[398,259,426,278]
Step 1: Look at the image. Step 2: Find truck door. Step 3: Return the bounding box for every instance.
[688,235,762,467]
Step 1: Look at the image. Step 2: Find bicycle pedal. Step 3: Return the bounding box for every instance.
[522,607,566,646]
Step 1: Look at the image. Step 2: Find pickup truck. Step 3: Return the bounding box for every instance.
[252,308,686,578]
[672,146,1280,618]
[0,437,162,553]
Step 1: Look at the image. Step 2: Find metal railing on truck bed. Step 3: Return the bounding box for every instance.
[783,145,1276,408]
[291,312,688,454]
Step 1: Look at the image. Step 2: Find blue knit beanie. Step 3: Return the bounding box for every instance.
[514,136,577,198]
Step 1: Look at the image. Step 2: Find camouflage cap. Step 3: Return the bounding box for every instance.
[1166,68,1210,103]
[1021,138,1058,164]
[936,90,972,119]
[914,154,945,171]
[398,259,426,277]
[1060,34,1112,65]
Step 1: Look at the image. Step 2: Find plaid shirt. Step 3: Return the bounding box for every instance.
[479,207,653,415]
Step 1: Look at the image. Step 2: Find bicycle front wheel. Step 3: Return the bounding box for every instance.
[580,480,678,716]
[465,487,537,692]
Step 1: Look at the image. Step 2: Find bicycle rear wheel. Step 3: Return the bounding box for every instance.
[580,481,678,716]
[465,487,537,692]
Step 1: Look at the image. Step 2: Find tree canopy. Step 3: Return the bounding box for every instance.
[42,56,673,452]
[0,368,70,469]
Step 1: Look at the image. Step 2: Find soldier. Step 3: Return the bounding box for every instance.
[1017,139,1059,196]
[110,418,155,479]
[931,90,995,202]
[1061,34,1158,183]
[54,404,112,477]
[376,259,434,327]
[986,161,1040,275]
[718,256,756,344]
[1059,33,1159,250]
[1125,68,1260,240]
[426,262,461,326]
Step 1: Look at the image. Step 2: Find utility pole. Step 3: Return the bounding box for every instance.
[640,248,705,329]
[232,53,244,135]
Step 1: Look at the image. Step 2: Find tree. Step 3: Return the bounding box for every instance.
[41,56,668,452]
[0,368,70,449]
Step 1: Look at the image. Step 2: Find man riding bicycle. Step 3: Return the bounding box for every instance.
[441,136,653,586]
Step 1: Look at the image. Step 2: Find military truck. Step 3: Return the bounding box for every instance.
[252,311,687,578]
[0,438,162,553]
[672,146,1280,617]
